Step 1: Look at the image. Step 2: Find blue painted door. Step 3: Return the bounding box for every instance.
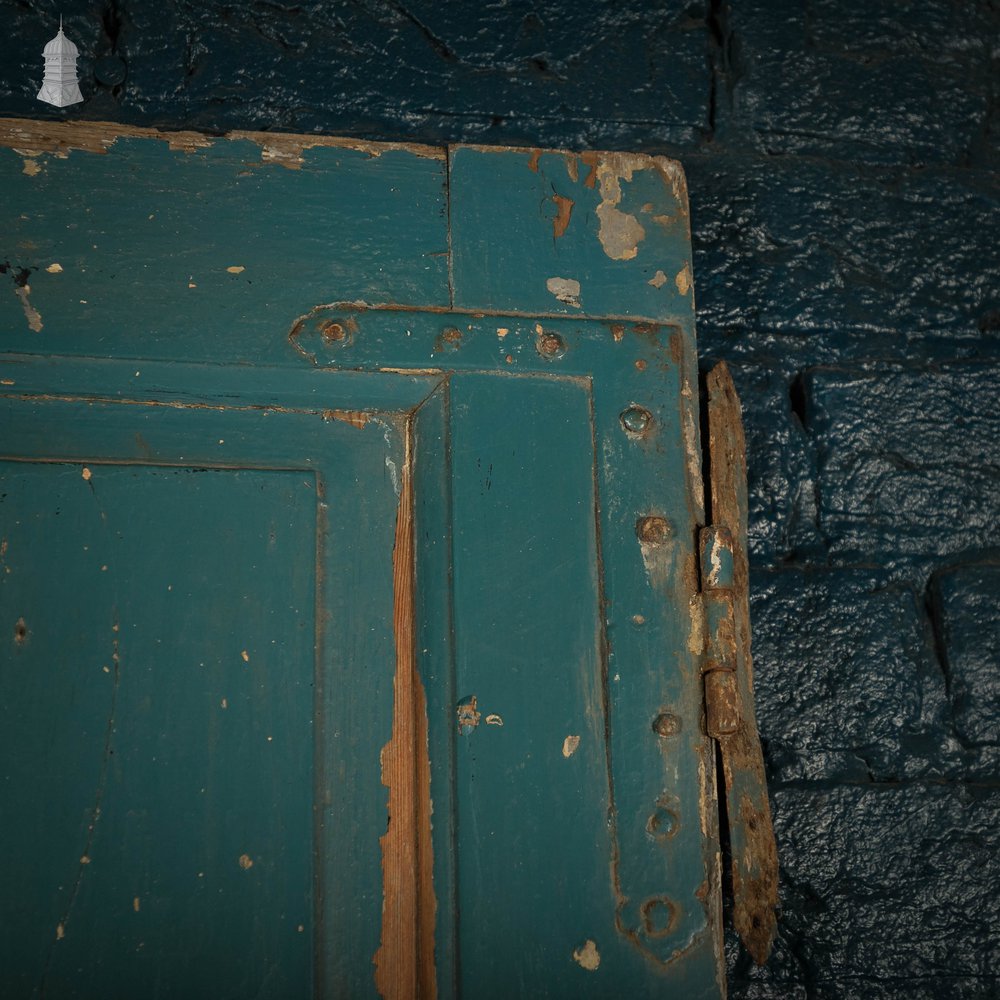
[0,120,774,998]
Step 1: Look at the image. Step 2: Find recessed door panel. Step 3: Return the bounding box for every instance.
[0,383,422,999]
[2,462,316,999]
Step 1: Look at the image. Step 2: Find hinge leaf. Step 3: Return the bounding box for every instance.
[703,360,779,965]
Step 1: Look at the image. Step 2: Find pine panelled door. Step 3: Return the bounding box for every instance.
[0,119,776,999]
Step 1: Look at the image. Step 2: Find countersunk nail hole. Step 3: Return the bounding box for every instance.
[636,516,671,545]
[320,320,347,344]
[640,897,678,938]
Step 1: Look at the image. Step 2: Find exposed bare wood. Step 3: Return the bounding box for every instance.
[0,117,443,163]
[374,421,437,999]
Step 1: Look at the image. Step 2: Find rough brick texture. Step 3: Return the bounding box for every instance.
[1,0,998,996]
[728,784,1000,998]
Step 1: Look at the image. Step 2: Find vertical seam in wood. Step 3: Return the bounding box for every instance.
[374,418,437,999]
[445,148,455,310]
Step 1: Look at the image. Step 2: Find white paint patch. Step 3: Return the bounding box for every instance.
[562,735,580,758]
[14,286,42,332]
[573,939,600,971]
[376,418,401,497]
[709,535,724,587]
[384,455,399,495]
[654,156,689,208]
[637,536,677,591]
[546,276,581,308]
[682,404,705,515]
[595,158,646,261]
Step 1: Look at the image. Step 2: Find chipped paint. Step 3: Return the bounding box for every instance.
[226,265,245,274]
[595,156,646,261]
[648,270,667,288]
[14,285,42,332]
[675,264,692,296]
[708,534,724,588]
[457,695,481,734]
[688,595,706,655]
[552,193,574,238]
[385,455,400,495]
[573,939,600,971]
[45,262,63,274]
[322,409,369,429]
[562,735,581,758]
[657,157,689,210]
[485,713,504,726]
[433,326,463,353]
[637,531,679,593]
[238,854,253,870]
[682,402,705,517]
[546,276,581,308]
[375,426,437,1000]
[0,118,442,167]
[22,158,42,176]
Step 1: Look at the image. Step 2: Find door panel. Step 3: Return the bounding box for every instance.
[0,377,431,999]
[3,462,315,999]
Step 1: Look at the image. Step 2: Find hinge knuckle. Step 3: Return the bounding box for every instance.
[704,668,739,737]
[698,525,742,738]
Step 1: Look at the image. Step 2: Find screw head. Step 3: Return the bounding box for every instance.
[652,712,681,737]
[536,331,566,359]
[620,405,652,435]
[320,320,347,344]
[636,516,671,545]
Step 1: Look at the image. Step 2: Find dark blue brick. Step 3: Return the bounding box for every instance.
[930,564,1000,761]
[730,784,1000,998]
[1,1,712,149]
[725,0,999,167]
[686,155,1000,351]
[805,364,1000,567]
[708,363,825,566]
[749,568,958,783]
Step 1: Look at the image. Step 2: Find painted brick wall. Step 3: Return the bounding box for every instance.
[2,3,998,996]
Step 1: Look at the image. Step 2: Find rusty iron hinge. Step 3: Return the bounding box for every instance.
[701,524,740,740]
[701,361,779,966]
